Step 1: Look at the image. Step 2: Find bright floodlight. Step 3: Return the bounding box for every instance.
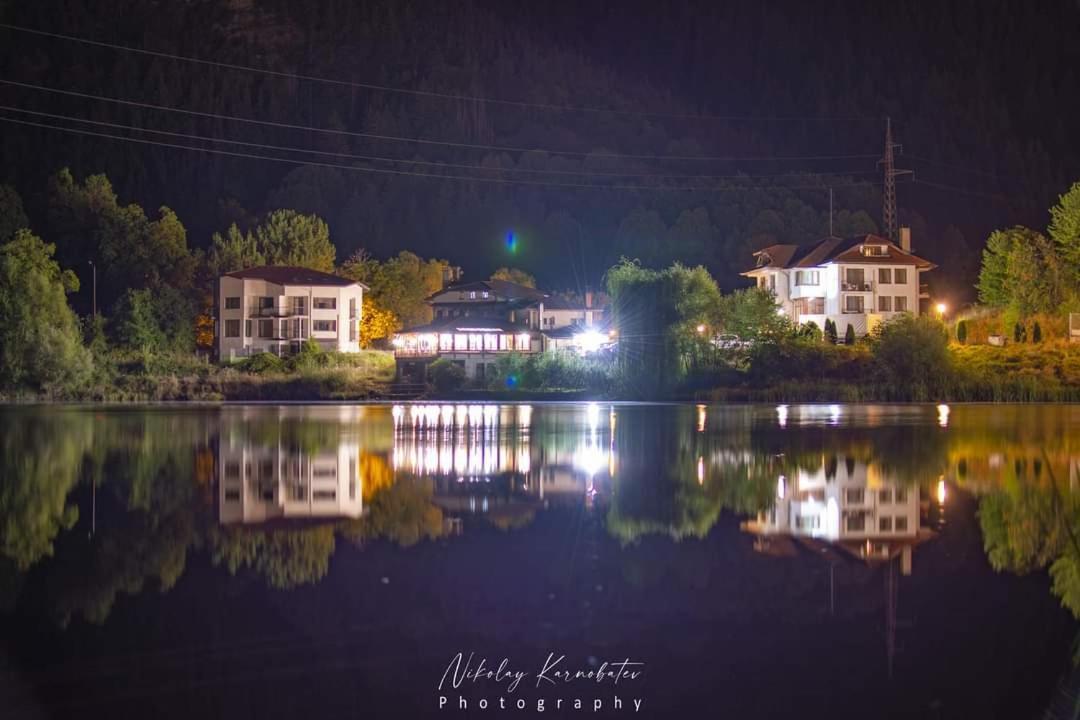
[574,330,607,353]
[696,324,706,334]
[936,302,947,315]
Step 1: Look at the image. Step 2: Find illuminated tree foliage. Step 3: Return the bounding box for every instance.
[0,230,92,393]
[359,296,400,348]
[208,524,337,590]
[490,267,536,287]
[1049,180,1080,272]
[252,209,336,272]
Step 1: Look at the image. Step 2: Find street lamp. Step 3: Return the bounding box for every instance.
[935,302,947,318]
[696,323,706,334]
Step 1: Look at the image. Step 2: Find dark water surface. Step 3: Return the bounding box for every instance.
[1,403,1079,719]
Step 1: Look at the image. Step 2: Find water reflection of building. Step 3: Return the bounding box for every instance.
[390,404,614,520]
[218,438,363,524]
[741,461,934,575]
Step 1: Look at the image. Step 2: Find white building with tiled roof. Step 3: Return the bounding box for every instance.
[741,230,935,338]
[393,279,606,381]
[217,266,367,360]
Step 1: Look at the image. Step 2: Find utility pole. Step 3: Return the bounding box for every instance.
[88,260,97,318]
[829,187,834,237]
[879,117,912,242]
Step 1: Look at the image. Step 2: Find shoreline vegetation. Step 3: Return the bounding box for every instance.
[2,170,1080,405]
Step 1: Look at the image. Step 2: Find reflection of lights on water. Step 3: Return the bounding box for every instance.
[777,475,786,500]
[776,404,788,428]
[586,402,600,431]
[937,478,947,504]
[828,405,841,425]
[574,444,608,478]
[392,405,405,427]
[937,404,950,428]
[697,404,707,433]
[519,405,533,429]
[697,456,704,484]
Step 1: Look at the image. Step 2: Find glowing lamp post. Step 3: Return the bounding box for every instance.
[935,302,947,318]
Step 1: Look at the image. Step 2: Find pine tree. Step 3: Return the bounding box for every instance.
[824,318,838,344]
[1014,322,1025,343]
[844,324,856,345]
[1032,321,1042,343]
[956,320,968,344]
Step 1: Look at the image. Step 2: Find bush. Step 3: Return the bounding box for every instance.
[797,321,823,342]
[870,314,951,399]
[824,318,838,344]
[956,320,967,344]
[1014,322,1026,343]
[428,358,466,391]
[1033,321,1043,343]
[844,323,856,345]
[242,352,286,375]
[287,338,329,372]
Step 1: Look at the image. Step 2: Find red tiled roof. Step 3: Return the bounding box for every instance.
[745,235,935,273]
[224,265,367,288]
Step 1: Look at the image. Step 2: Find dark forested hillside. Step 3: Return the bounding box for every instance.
[1,0,1078,300]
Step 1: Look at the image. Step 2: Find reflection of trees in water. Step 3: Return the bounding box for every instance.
[0,410,93,570]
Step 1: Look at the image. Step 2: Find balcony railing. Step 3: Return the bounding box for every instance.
[841,282,874,292]
[255,306,307,318]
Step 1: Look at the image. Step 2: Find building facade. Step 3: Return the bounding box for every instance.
[742,232,935,338]
[393,279,606,381]
[217,266,366,360]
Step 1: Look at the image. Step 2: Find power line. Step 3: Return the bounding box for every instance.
[0,114,885,194]
[907,154,1004,181]
[0,22,879,123]
[0,78,882,163]
[0,104,884,182]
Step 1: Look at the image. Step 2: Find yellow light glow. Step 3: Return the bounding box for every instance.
[697,456,705,485]
[696,404,707,432]
[935,302,947,315]
[937,403,950,427]
[937,478,947,504]
[696,324,706,334]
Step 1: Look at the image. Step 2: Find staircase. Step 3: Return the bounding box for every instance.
[381,382,427,400]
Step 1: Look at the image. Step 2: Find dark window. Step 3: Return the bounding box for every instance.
[224,319,241,337]
[313,297,336,309]
[224,296,241,309]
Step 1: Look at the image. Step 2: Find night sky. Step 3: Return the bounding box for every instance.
[2,0,1079,299]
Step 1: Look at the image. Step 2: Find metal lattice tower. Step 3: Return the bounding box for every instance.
[879,117,912,242]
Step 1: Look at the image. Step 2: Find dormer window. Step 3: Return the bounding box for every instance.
[861,244,889,257]
[482,290,489,299]
[756,252,772,267]
[469,291,477,299]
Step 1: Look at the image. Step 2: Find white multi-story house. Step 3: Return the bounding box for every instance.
[392,279,607,381]
[742,230,935,338]
[217,266,366,360]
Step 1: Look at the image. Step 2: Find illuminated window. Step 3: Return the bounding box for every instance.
[483,334,498,351]
[499,334,511,350]
[454,334,468,351]
[470,291,477,299]
[468,333,483,351]
[439,334,453,351]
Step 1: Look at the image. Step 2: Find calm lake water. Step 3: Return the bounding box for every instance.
[1,402,1079,719]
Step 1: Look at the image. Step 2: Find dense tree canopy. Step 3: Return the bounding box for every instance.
[0,230,91,393]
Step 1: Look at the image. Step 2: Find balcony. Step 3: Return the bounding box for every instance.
[256,306,307,318]
[840,281,874,292]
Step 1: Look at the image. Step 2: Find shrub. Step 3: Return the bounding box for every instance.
[956,320,967,344]
[1033,321,1043,343]
[844,324,856,345]
[428,358,466,392]
[798,321,823,342]
[870,314,951,399]
[243,352,285,375]
[1014,322,1026,343]
[824,318,838,344]
[287,338,329,372]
